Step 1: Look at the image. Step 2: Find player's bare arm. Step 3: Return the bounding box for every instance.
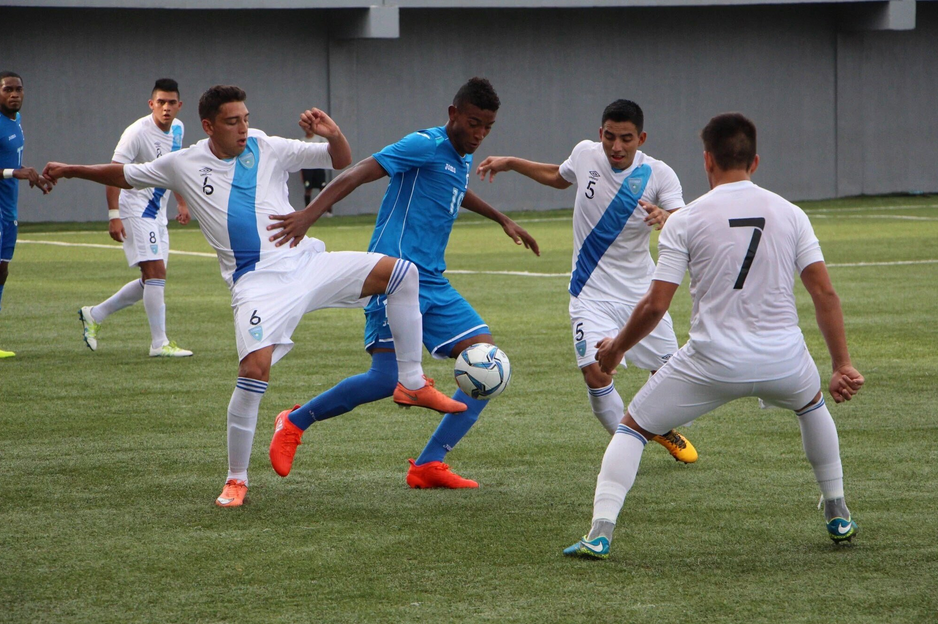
[595,280,679,374]
[43,162,132,189]
[476,156,572,189]
[105,161,126,242]
[800,261,864,403]
[299,108,352,170]
[460,189,540,256]
[174,192,191,225]
[12,166,53,194]
[267,156,388,248]
[639,199,672,230]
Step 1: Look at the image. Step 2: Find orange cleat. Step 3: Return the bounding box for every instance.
[270,405,303,477]
[406,458,479,489]
[215,479,248,507]
[393,376,467,414]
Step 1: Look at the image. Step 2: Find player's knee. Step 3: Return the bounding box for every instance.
[582,364,613,389]
[237,358,270,382]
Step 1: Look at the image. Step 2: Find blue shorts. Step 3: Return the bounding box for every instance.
[0,216,17,262]
[364,276,489,359]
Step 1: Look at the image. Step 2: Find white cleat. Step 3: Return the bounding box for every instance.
[149,341,193,358]
[78,306,100,352]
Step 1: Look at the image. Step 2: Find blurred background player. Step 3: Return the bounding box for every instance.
[268,77,538,488]
[44,85,464,508]
[78,78,193,358]
[477,100,697,463]
[300,133,330,215]
[563,113,864,559]
[0,71,54,359]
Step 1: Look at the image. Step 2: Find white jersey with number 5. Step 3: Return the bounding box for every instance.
[559,142,684,305]
[123,128,334,289]
[112,115,184,225]
[654,180,825,382]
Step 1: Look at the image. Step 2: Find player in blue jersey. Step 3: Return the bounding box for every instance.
[268,77,540,488]
[0,71,54,358]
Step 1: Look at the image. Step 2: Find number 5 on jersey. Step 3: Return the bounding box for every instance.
[729,217,765,290]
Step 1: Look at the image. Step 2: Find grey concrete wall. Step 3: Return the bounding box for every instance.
[7,4,937,221]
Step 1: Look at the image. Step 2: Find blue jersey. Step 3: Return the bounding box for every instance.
[369,126,472,280]
[0,112,25,220]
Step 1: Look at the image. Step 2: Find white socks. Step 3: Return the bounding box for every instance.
[588,382,624,434]
[593,424,648,525]
[143,279,168,349]
[384,260,425,390]
[227,378,267,485]
[91,279,144,321]
[796,397,845,500]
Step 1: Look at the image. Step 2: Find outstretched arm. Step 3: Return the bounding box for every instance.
[476,156,572,189]
[267,156,388,248]
[461,189,540,256]
[595,280,679,374]
[299,108,352,170]
[800,261,864,402]
[43,162,131,189]
[7,167,53,194]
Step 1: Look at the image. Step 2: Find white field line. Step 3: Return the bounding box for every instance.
[18,239,938,274]
[810,214,938,221]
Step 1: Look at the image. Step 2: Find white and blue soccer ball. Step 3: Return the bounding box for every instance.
[454,343,511,400]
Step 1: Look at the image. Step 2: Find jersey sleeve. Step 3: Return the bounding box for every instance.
[264,134,334,173]
[372,131,438,177]
[793,207,825,272]
[558,140,591,185]
[650,162,685,211]
[111,124,139,165]
[123,151,179,191]
[654,211,690,284]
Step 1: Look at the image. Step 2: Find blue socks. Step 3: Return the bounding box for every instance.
[289,351,398,430]
[415,389,487,465]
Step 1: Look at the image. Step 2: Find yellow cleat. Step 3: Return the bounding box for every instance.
[0,348,15,359]
[652,429,698,464]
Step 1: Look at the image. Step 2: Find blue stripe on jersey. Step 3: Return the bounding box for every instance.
[568,164,653,297]
[171,124,183,151]
[228,137,262,284]
[142,187,166,219]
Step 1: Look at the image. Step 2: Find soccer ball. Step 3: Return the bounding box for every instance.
[454,343,511,400]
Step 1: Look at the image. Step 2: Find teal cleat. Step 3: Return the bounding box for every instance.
[563,535,610,559]
[827,516,858,543]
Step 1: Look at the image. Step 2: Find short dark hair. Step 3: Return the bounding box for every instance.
[701,113,757,171]
[0,71,22,84]
[152,78,179,98]
[198,85,247,121]
[453,77,500,112]
[601,100,644,133]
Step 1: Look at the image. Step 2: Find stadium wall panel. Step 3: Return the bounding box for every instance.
[6,4,936,221]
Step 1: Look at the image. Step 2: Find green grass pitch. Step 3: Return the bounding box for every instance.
[1,196,936,623]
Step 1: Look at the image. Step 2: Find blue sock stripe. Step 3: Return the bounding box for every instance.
[144,279,166,287]
[796,397,826,416]
[615,424,648,446]
[236,377,268,394]
[386,260,413,296]
[588,384,616,397]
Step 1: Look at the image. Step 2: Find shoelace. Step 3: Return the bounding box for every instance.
[662,431,687,449]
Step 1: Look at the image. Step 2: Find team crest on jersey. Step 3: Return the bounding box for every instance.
[238,151,256,169]
[627,176,643,194]
[199,167,213,174]
[249,325,264,341]
[150,244,159,254]
[576,340,587,357]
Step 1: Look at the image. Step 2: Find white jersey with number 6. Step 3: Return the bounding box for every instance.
[653,180,825,382]
[123,128,334,289]
[559,142,684,305]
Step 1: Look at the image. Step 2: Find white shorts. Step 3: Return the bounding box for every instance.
[628,343,822,434]
[231,248,384,365]
[569,296,678,371]
[122,217,169,267]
